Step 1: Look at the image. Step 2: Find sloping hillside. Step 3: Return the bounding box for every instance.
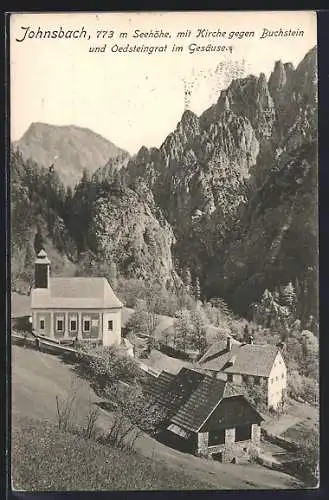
[14,122,129,187]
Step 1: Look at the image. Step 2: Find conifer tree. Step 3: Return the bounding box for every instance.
[34,226,44,254]
[183,267,192,295]
[108,261,118,290]
[194,276,201,301]
[280,282,296,309]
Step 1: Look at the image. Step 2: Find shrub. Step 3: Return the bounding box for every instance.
[244,379,268,413]
[294,427,319,487]
[287,371,319,406]
[55,380,80,432]
[99,382,163,451]
[81,399,100,440]
[74,344,163,449]
[76,344,145,396]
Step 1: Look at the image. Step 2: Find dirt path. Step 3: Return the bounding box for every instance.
[262,400,318,439]
[12,346,301,490]
[262,414,302,435]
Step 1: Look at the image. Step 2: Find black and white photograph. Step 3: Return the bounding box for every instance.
[9,11,319,491]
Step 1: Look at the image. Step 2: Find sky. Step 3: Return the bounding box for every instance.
[10,11,317,155]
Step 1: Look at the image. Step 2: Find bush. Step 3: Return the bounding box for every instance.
[244,380,268,413]
[55,380,80,432]
[75,344,163,448]
[76,344,145,395]
[294,427,319,487]
[100,382,163,450]
[287,371,319,406]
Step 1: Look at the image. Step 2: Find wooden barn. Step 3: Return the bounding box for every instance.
[144,367,263,463]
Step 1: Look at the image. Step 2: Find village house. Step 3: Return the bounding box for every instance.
[198,336,287,410]
[31,250,122,346]
[144,367,263,463]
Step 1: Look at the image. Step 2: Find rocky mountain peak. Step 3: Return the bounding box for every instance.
[12,47,317,320]
[256,72,274,111]
[14,123,128,187]
[215,73,275,140]
[136,145,151,162]
[294,46,317,102]
[284,62,295,73]
[175,109,200,142]
[159,110,200,165]
[269,60,287,95]
[258,72,267,86]
[217,91,231,113]
[181,109,198,124]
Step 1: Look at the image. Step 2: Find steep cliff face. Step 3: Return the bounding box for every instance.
[205,47,318,316]
[87,184,178,287]
[11,146,180,292]
[202,72,276,141]
[14,123,129,187]
[121,46,317,316]
[270,49,316,145]
[125,108,259,240]
[207,141,317,317]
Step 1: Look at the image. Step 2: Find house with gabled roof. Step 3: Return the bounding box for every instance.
[31,249,122,346]
[143,367,264,463]
[199,336,287,410]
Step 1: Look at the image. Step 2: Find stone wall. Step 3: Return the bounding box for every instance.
[222,441,252,464]
[225,427,235,446]
[196,425,263,464]
[251,423,261,446]
[197,432,209,455]
[261,428,298,452]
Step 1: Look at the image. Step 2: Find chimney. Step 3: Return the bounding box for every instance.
[248,335,254,345]
[34,249,50,289]
[227,355,236,367]
[277,340,286,352]
[226,336,233,351]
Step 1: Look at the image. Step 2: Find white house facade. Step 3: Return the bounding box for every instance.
[267,350,287,409]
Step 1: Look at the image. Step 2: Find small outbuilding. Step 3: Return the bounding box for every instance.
[144,367,263,463]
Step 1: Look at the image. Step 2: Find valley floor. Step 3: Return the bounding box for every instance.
[11,345,302,490]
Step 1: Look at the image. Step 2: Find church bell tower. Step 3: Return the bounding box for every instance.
[34,249,50,289]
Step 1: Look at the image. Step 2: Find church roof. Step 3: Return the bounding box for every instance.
[31,277,123,310]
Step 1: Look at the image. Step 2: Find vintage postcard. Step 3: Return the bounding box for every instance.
[10,11,318,491]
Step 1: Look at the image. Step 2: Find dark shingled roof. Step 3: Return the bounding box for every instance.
[144,366,256,434]
[171,377,227,432]
[198,338,240,364]
[200,343,279,378]
[144,368,205,420]
[143,371,176,402]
